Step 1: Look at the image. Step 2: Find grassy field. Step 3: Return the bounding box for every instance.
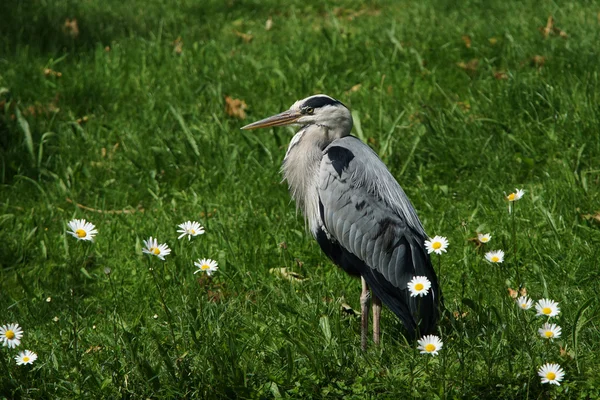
[1,0,600,398]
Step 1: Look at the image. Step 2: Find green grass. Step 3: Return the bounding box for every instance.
[1,0,600,398]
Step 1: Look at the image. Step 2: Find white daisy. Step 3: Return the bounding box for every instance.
[407,276,432,297]
[177,221,205,240]
[485,250,504,263]
[538,363,565,385]
[15,350,37,366]
[142,237,171,260]
[0,323,24,348]
[194,258,219,276]
[516,296,533,310]
[477,233,491,243]
[538,323,562,340]
[535,298,560,318]
[506,188,525,202]
[67,219,98,241]
[417,334,443,356]
[424,236,449,255]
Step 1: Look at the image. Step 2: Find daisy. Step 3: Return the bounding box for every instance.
[177,221,205,240]
[67,219,98,241]
[538,323,562,340]
[194,258,219,276]
[15,350,37,366]
[0,323,24,348]
[407,276,432,297]
[417,334,443,356]
[142,237,171,260]
[424,236,449,255]
[538,363,565,385]
[477,233,491,244]
[516,295,533,310]
[535,298,560,318]
[506,188,525,202]
[485,250,504,263]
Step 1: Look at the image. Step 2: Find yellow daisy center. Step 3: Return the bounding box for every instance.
[76,229,87,238]
[415,283,424,291]
[425,343,436,352]
[521,303,528,308]
[542,307,552,315]
[23,356,30,362]
[491,256,499,262]
[546,372,556,381]
[544,331,554,338]
[151,247,160,255]
[480,237,489,242]
[201,264,210,270]
[432,242,442,249]
[5,330,15,340]
[508,193,516,201]
[191,229,196,234]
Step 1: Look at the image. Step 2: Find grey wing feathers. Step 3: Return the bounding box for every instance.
[317,136,439,337]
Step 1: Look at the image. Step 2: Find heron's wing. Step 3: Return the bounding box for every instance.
[317,136,440,338]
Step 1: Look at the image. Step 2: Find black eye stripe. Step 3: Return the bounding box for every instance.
[302,95,343,110]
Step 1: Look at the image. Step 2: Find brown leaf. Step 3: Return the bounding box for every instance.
[234,30,253,43]
[461,35,472,48]
[44,68,62,78]
[457,59,479,74]
[63,18,79,38]
[345,83,362,95]
[224,96,247,119]
[493,71,508,80]
[507,287,518,299]
[531,55,546,68]
[540,15,554,38]
[519,287,527,297]
[581,211,600,224]
[453,311,469,319]
[172,37,183,54]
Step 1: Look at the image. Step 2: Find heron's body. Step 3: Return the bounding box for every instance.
[243,94,440,342]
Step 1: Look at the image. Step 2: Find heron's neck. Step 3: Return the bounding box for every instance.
[281,125,333,233]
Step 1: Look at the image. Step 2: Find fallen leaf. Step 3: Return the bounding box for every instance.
[581,211,600,224]
[540,15,554,38]
[530,55,546,69]
[453,310,469,319]
[457,59,479,74]
[76,115,89,125]
[172,37,183,54]
[63,18,79,38]
[507,287,518,299]
[44,68,62,78]
[488,37,498,45]
[234,30,253,43]
[539,16,568,39]
[461,35,472,48]
[265,17,273,31]
[344,83,362,95]
[224,96,247,119]
[456,101,471,112]
[85,346,102,354]
[269,267,307,283]
[104,46,111,52]
[519,287,527,297]
[493,71,508,80]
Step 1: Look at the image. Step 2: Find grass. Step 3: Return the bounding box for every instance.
[1,0,600,398]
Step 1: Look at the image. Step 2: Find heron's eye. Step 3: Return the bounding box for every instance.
[302,107,314,115]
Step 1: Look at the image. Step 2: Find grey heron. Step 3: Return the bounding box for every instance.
[242,94,440,348]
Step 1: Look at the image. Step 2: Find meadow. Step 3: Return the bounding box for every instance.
[1,0,600,398]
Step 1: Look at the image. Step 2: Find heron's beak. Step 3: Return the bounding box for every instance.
[241,110,301,130]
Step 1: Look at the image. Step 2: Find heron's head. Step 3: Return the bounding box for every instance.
[242,94,353,138]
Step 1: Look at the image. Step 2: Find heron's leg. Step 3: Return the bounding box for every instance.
[372,295,382,345]
[360,277,370,351]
